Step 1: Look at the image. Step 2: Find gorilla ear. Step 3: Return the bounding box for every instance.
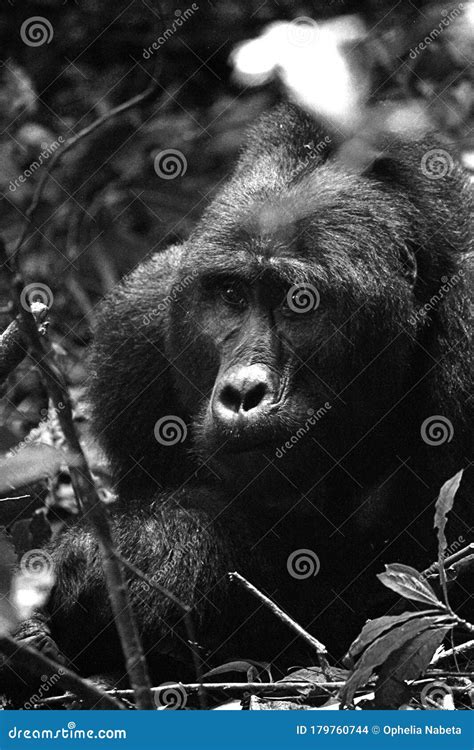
[333,142,419,283]
[365,152,419,285]
[333,137,410,184]
[361,151,409,185]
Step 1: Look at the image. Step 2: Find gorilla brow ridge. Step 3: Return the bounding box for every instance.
[197,256,327,290]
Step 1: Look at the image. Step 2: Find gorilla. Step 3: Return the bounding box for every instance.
[16,103,473,687]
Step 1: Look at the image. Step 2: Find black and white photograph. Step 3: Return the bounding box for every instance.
[0,0,472,737]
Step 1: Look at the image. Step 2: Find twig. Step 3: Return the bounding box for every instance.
[438,549,451,613]
[10,79,161,264]
[430,639,474,665]
[1,20,164,711]
[113,549,207,709]
[65,275,95,328]
[423,544,474,578]
[0,495,30,501]
[229,571,331,675]
[3,271,155,709]
[0,634,123,710]
[35,681,346,707]
[3,83,163,710]
[0,305,48,382]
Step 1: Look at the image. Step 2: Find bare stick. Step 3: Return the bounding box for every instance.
[35,680,346,707]
[430,638,474,665]
[0,635,123,710]
[3,268,155,709]
[423,544,474,578]
[229,571,331,674]
[113,550,207,709]
[1,58,166,711]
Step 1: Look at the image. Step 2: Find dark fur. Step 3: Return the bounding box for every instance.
[34,105,474,682]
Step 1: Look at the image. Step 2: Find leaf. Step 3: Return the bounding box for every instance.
[212,700,243,711]
[344,609,444,667]
[200,660,271,682]
[0,445,75,493]
[434,470,464,557]
[375,626,452,708]
[280,666,349,684]
[340,614,456,707]
[377,563,446,608]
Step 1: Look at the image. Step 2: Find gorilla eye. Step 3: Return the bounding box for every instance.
[219,282,247,309]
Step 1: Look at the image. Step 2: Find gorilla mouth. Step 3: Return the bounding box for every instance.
[219,437,274,454]
[196,421,279,458]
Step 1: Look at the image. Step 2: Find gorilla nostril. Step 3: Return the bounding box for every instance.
[219,380,268,414]
[220,384,243,413]
[242,382,267,412]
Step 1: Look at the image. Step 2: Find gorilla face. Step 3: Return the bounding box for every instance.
[194,270,322,453]
[167,188,417,482]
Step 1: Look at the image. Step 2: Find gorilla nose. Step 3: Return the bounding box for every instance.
[213,365,275,424]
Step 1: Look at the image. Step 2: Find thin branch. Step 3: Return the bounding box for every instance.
[431,638,474,666]
[3,82,162,709]
[113,549,206,709]
[113,550,192,613]
[2,19,163,711]
[423,544,474,578]
[10,78,161,264]
[2,268,155,708]
[34,680,347,707]
[229,571,331,675]
[0,635,123,710]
